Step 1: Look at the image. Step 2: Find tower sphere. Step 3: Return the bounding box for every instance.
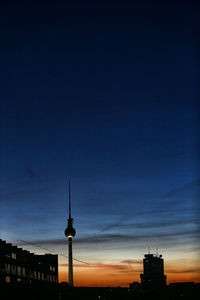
[65,225,76,238]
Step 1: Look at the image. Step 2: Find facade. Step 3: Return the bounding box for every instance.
[140,253,166,288]
[0,239,58,284]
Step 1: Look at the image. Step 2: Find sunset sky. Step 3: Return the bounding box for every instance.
[0,0,199,286]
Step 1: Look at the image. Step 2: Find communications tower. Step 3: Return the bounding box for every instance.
[64,180,76,287]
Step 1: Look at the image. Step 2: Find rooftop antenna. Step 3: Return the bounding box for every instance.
[156,248,158,255]
[148,246,150,254]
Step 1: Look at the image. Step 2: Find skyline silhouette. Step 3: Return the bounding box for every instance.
[0,0,199,287]
[0,237,198,288]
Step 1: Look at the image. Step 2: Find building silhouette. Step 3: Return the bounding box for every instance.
[140,252,166,289]
[0,239,58,284]
[64,180,76,287]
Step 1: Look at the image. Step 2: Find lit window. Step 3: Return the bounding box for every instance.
[5,276,11,283]
[11,253,16,260]
[17,266,21,276]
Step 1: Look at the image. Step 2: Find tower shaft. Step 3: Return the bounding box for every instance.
[64,180,76,287]
[68,237,73,286]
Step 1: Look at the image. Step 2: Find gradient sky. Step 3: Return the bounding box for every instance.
[0,0,199,286]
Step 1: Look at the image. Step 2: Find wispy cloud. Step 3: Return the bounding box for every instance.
[167,268,200,274]
[121,259,142,264]
[59,264,200,276]
[59,263,137,272]
[26,228,199,248]
[162,179,200,199]
[101,217,199,232]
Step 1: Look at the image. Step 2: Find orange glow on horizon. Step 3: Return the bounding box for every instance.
[58,264,200,287]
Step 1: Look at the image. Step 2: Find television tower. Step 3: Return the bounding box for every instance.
[64,180,76,287]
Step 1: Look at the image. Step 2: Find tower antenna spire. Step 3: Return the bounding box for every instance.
[69,179,71,219]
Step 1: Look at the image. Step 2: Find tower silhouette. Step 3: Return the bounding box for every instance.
[140,252,166,288]
[64,180,76,287]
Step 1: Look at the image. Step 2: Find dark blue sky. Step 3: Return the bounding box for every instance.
[0,0,199,284]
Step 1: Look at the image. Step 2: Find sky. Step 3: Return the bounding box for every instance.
[0,0,199,286]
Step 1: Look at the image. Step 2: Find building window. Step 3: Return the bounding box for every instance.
[50,266,52,271]
[5,276,11,283]
[11,253,16,259]
[22,268,26,277]
[34,271,37,279]
[5,263,10,273]
[17,266,21,276]
[11,265,16,274]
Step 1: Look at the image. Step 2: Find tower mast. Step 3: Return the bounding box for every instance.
[64,180,76,287]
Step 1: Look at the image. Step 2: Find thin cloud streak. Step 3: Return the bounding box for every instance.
[167,268,200,274]
[59,263,140,272]
[60,263,199,275]
[121,259,142,264]
[28,228,199,248]
[101,218,199,232]
[162,179,200,199]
